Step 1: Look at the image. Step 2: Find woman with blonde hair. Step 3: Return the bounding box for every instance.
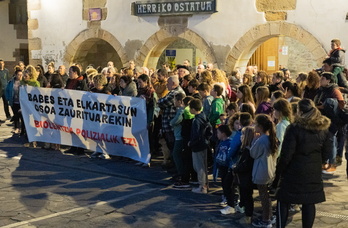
[199,70,213,86]
[21,65,40,147]
[243,73,252,86]
[275,98,331,228]
[296,72,308,96]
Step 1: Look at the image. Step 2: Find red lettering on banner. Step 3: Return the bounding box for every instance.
[34,120,73,133]
[121,137,137,147]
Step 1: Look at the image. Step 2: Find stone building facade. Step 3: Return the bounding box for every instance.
[26,0,348,74]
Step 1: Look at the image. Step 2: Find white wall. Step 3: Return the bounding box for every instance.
[30,0,87,67]
[32,0,348,67]
[0,0,27,62]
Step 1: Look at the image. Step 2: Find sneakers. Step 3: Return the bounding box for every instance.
[173,182,191,189]
[270,215,276,225]
[192,186,208,194]
[220,206,235,215]
[322,165,336,174]
[141,163,150,168]
[99,153,110,159]
[234,205,245,213]
[252,218,272,228]
[239,216,252,225]
[220,196,227,207]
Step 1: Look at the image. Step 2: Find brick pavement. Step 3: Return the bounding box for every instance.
[0,103,347,227]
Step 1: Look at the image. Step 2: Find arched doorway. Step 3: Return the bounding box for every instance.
[64,29,128,70]
[137,29,217,71]
[72,38,122,70]
[225,22,327,74]
[248,36,318,75]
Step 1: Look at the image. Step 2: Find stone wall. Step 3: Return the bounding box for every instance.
[284,36,318,76]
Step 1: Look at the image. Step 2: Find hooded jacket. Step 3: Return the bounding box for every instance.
[275,114,331,204]
[189,112,210,152]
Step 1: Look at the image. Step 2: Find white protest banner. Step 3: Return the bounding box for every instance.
[20,86,150,163]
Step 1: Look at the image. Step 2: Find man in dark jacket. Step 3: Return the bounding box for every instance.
[64,65,88,155]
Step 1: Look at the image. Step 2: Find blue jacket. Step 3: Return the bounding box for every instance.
[227,130,242,168]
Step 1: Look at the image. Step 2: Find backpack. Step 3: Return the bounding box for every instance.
[215,141,229,166]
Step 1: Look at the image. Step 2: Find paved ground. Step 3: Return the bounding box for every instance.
[0,109,347,228]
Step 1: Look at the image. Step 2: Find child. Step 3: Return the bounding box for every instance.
[250,114,278,228]
[180,96,198,185]
[209,84,225,127]
[228,113,241,139]
[225,102,239,125]
[197,82,214,118]
[188,98,211,194]
[255,86,272,115]
[214,125,232,206]
[233,126,255,225]
[170,92,189,188]
[273,98,292,156]
[187,79,201,99]
[220,112,252,215]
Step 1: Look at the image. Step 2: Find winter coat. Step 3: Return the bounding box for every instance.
[250,135,277,185]
[275,114,331,204]
[119,81,137,97]
[233,147,254,188]
[189,112,210,152]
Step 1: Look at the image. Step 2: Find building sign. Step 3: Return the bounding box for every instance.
[132,1,217,16]
[89,8,102,21]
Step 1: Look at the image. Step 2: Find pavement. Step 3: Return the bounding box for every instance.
[0,108,348,227]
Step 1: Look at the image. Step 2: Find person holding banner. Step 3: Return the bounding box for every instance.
[64,65,89,155]
[136,74,157,167]
[21,65,40,147]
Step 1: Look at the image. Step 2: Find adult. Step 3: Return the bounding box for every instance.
[183,59,193,73]
[64,65,89,155]
[58,65,69,86]
[206,63,214,71]
[44,62,55,80]
[322,58,348,89]
[35,65,49,88]
[177,65,190,83]
[119,75,137,97]
[0,59,11,120]
[303,71,320,101]
[268,71,284,96]
[158,76,185,160]
[196,64,205,80]
[17,61,25,71]
[252,71,268,98]
[275,99,331,228]
[154,69,169,99]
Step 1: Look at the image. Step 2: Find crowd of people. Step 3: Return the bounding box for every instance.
[0,38,347,228]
